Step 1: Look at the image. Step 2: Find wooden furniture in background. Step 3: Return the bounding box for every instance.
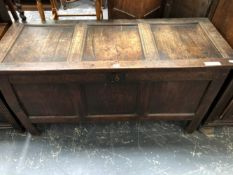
[50,0,103,20]
[108,0,220,19]
[4,0,20,21]
[202,0,233,127]
[4,0,27,22]
[0,1,12,23]
[108,0,163,19]
[211,0,233,48]
[166,0,215,18]
[19,0,54,10]
[204,71,233,126]
[0,1,12,40]
[60,0,81,9]
[0,19,232,134]
[36,0,46,21]
[13,0,27,21]
[18,0,59,22]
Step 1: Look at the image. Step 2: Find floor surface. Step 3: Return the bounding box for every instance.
[0,122,233,175]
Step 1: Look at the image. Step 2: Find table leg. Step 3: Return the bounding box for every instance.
[36,0,46,21]
[14,0,26,22]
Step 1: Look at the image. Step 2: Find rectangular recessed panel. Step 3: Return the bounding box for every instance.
[151,24,222,60]
[85,83,138,115]
[148,81,209,114]
[83,25,144,61]
[4,26,74,63]
[13,84,76,116]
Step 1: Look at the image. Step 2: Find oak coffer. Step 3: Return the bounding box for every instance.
[0,19,232,134]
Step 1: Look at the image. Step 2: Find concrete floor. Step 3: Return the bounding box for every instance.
[0,122,233,175]
[2,1,233,175]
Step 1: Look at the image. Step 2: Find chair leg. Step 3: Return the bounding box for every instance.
[36,0,46,21]
[60,0,67,10]
[50,0,59,20]
[96,0,103,20]
[14,0,27,22]
[101,0,107,9]
[4,0,19,21]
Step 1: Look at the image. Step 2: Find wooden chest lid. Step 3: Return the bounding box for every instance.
[0,18,233,71]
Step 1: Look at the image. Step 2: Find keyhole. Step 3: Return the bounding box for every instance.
[115,74,120,82]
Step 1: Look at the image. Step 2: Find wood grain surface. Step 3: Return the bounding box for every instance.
[0,19,232,134]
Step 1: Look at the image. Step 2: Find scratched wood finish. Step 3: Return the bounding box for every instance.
[83,25,144,61]
[151,24,222,60]
[0,19,232,134]
[4,25,74,63]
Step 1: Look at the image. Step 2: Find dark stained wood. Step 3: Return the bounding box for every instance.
[208,0,220,19]
[4,0,27,22]
[205,72,233,126]
[14,83,76,116]
[108,0,163,19]
[0,93,22,130]
[0,23,10,40]
[223,100,233,119]
[211,0,233,48]
[30,114,194,124]
[0,1,12,40]
[4,0,19,21]
[86,83,138,115]
[0,0,12,23]
[148,81,209,114]
[19,0,55,10]
[136,82,150,116]
[0,19,232,134]
[0,77,40,134]
[167,0,214,18]
[186,77,229,132]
